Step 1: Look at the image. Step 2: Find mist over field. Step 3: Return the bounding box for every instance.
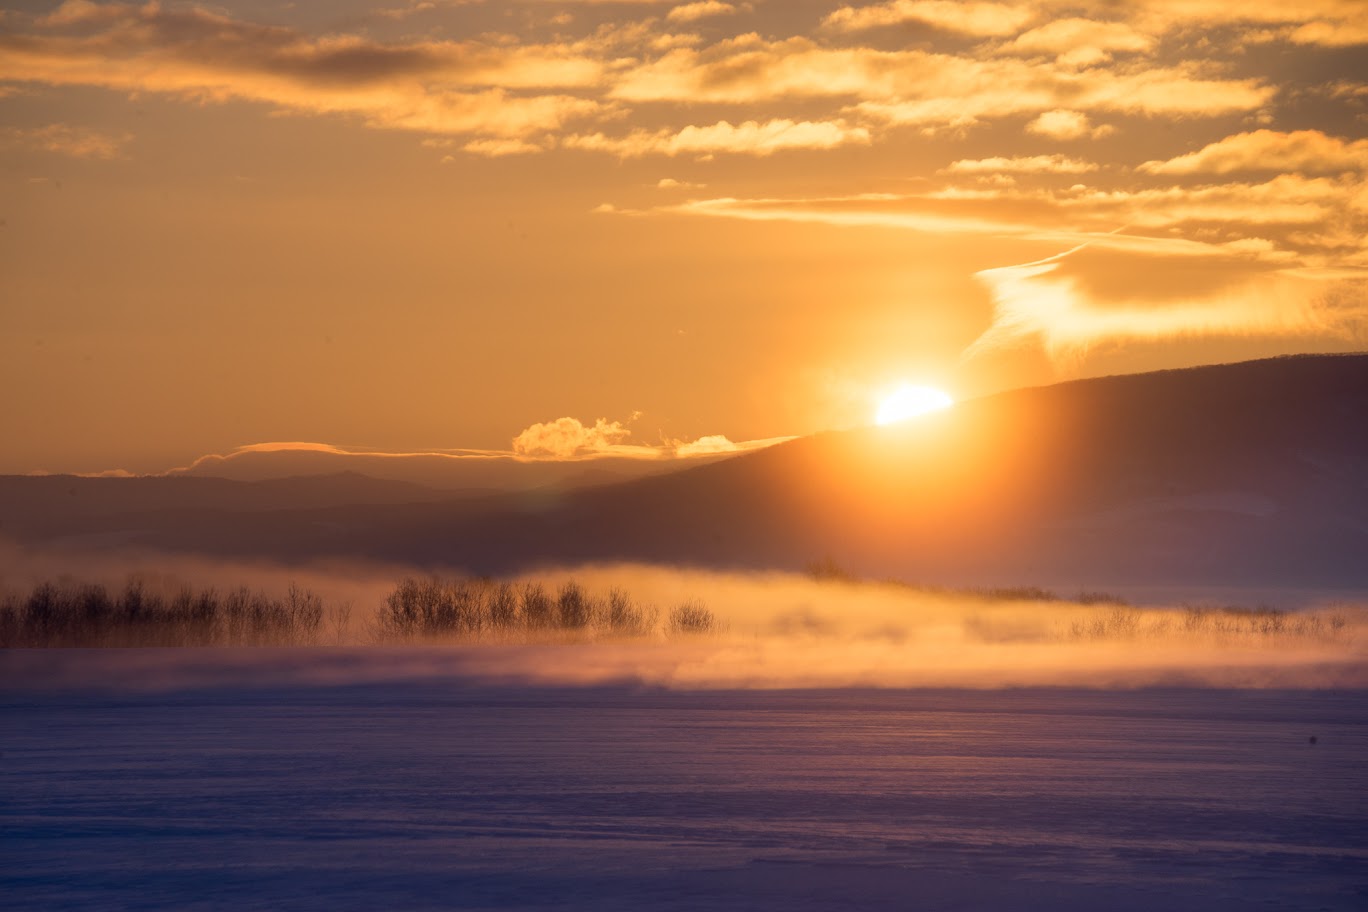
[5,540,1363,693]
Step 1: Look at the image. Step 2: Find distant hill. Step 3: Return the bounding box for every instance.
[0,472,458,538]
[4,354,1366,591]
[171,447,731,491]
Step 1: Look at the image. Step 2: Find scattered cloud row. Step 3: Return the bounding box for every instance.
[511,415,789,459]
[3,0,1357,156]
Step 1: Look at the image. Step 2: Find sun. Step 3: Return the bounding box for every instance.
[874,384,954,425]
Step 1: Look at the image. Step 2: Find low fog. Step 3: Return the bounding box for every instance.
[2,541,1363,692]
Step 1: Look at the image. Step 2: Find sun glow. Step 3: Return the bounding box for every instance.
[875,385,954,425]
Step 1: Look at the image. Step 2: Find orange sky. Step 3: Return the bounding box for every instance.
[1,0,1365,474]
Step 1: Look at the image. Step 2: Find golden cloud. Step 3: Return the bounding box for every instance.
[508,417,796,460]
[1122,0,1367,33]
[2,0,1327,164]
[1141,130,1368,176]
[665,169,1368,277]
[564,118,870,157]
[823,1,1034,37]
[512,417,649,459]
[666,2,739,24]
[999,17,1156,68]
[965,244,1368,364]
[945,154,1098,174]
[1,3,608,139]
[1289,20,1368,46]
[1025,109,1114,140]
[856,61,1274,127]
[462,137,547,157]
[0,122,131,158]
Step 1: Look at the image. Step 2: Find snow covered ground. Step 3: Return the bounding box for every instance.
[3,649,1366,911]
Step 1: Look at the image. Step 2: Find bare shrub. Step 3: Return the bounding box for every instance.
[374,577,444,641]
[971,585,1060,602]
[667,600,716,636]
[284,583,324,645]
[604,587,655,637]
[1181,604,1208,633]
[451,578,485,635]
[557,581,591,630]
[1069,605,1141,640]
[522,582,554,630]
[0,579,327,647]
[327,602,353,645]
[1075,590,1129,606]
[487,582,520,630]
[806,556,857,583]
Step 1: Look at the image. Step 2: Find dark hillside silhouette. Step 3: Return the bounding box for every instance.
[4,354,1366,590]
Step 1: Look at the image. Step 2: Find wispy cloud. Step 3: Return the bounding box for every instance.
[823,1,1034,37]
[164,425,792,479]
[564,118,870,157]
[0,122,131,158]
[666,2,740,24]
[670,171,1368,257]
[1140,130,1368,176]
[944,154,1098,174]
[964,243,1368,364]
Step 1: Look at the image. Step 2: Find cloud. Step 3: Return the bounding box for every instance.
[0,123,132,159]
[1026,109,1113,140]
[511,417,650,458]
[39,0,118,27]
[509,417,795,460]
[1140,130,1368,176]
[462,137,546,156]
[999,17,1155,66]
[606,35,1275,132]
[1058,175,1358,231]
[0,1,1309,162]
[964,243,1368,364]
[0,3,608,140]
[945,154,1098,174]
[670,192,1043,236]
[1121,0,1368,35]
[672,434,739,456]
[172,441,512,474]
[375,2,439,21]
[666,2,739,24]
[564,118,870,157]
[1287,19,1368,46]
[659,179,711,191]
[669,171,1368,264]
[822,1,1034,37]
[671,433,795,457]
[156,429,792,482]
[854,61,1274,127]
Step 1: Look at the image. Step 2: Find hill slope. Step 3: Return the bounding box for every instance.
[4,354,1366,590]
